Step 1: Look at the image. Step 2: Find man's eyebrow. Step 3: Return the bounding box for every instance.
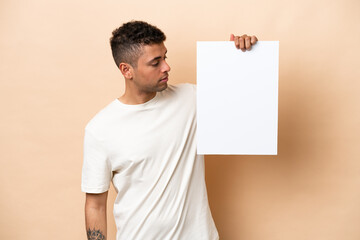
[147,50,168,64]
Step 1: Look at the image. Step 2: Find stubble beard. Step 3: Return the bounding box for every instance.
[137,81,168,94]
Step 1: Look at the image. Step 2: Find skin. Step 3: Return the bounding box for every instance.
[85,192,108,239]
[118,42,170,105]
[230,34,258,52]
[84,34,257,239]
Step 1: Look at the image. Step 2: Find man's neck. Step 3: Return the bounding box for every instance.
[118,89,156,105]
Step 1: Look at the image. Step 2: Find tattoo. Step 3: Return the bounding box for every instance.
[87,228,106,240]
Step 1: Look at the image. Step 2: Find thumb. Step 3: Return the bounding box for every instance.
[230,34,235,41]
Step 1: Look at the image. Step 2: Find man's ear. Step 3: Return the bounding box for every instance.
[119,63,133,79]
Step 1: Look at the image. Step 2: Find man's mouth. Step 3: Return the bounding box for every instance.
[160,75,169,82]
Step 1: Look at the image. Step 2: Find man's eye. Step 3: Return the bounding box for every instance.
[152,62,159,66]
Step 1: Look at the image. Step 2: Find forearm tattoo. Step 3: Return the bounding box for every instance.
[87,228,106,240]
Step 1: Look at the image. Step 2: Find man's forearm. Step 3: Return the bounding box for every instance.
[85,193,108,240]
[85,205,107,239]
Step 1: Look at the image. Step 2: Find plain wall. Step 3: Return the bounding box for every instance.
[1,0,359,239]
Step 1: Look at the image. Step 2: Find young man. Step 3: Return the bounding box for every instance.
[82,21,257,240]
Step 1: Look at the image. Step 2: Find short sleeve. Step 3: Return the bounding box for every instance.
[81,129,111,193]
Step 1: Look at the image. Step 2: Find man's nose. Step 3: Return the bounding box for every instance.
[162,61,171,72]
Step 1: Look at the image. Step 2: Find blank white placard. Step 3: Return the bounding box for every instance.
[197,41,279,155]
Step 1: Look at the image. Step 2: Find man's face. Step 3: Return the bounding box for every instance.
[131,42,170,93]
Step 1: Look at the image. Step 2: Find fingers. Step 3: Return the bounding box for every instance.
[232,34,258,51]
[245,36,251,50]
[251,35,258,45]
[239,35,246,51]
[233,35,243,50]
[233,35,238,49]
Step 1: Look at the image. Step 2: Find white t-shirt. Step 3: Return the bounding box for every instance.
[82,83,219,240]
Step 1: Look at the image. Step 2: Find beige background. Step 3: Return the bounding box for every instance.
[1,0,359,239]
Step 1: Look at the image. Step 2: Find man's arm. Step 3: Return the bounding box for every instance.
[85,191,108,240]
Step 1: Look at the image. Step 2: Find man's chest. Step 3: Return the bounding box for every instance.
[104,104,196,171]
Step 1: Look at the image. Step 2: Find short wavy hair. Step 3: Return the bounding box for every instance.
[110,21,166,68]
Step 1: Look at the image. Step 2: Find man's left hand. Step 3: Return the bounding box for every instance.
[230,34,258,51]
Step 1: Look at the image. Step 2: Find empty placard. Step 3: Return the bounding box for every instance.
[197,41,279,155]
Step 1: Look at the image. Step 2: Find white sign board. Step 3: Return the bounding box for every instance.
[197,41,279,155]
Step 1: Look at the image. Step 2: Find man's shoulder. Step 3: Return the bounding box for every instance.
[84,99,118,134]
[167,83,196,97]
[161,83,197,111]
[171,83,196,91]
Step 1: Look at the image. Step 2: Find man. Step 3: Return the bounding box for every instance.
[82,20,257,240]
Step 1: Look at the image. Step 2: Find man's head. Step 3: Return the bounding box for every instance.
[110,21,166,68]
[110,21,170,96]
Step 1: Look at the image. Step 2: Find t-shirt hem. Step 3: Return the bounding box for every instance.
[81,185,109,193]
